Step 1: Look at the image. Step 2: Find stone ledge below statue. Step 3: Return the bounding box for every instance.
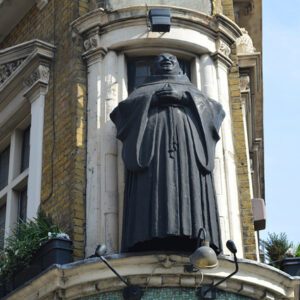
[5,253,300,300]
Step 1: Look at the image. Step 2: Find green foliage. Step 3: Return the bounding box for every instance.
[294,244,300,257]
[0,211,63,287]
[263,232,293,268]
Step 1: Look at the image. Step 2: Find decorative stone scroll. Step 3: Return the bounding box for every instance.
[84,37,99,51]
[217,40,231,57]
[83,28,101,52]
[0,59,25,87]
[24,65,50,88]
[236,28,256,54]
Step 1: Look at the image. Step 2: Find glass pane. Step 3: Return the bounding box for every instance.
[18,188,27,223]
[0,204,6,249]
[21,126,30,172]
[0,146,10,190]
[127,56,191,93]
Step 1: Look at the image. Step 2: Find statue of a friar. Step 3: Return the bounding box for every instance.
[110,53,225,253]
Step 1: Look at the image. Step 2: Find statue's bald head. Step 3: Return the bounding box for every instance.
[153,53,182,75]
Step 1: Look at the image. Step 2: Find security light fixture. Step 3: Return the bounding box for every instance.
[148,8,171,32]
[95,245,143,300]
[196,240,239,299]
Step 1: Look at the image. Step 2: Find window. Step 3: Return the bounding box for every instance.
[21,126,30,172]
[0,125,30,248]
[127,56,191,93]
[18,188,28,223]
[0,146,10,190]
[0,203,6,249]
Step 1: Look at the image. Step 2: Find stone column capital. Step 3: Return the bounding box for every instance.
[212,52,233,70]
[82,27,108,65]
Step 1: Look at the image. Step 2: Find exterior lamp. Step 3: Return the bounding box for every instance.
[95,245,143,300]
[196,240,239,299]
[189,228,218,270]
[148,8,171,32]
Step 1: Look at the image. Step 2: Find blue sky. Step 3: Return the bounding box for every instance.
[262,1,300,245]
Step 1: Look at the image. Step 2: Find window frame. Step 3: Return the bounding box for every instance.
[0,118,30,249]
[0,39,54,248]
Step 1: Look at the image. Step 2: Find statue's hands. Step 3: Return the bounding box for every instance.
[155,83,182,101]
[155,89,180,100]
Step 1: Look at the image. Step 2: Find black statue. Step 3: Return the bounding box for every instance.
[110,53,225,253]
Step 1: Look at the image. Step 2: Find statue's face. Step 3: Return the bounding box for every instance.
[153,53,182,75]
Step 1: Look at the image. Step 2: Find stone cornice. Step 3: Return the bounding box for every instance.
[0,39,55,65]
[72,6,242,39]
[0,40,55,107]
[71,6,242,60]
[5,254,299,300]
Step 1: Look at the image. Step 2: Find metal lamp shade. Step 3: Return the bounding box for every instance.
[190,241,218,269]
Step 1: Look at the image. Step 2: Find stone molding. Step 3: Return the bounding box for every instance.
[5,254,299,300]
[238,52,261,92]
[212,38,233,69]
[24,65,50,88]
[0,39,55,104]
[71,6,243,57]
[212,52,233,69]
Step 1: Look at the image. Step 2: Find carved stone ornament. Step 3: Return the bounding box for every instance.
[217,40,231,57]
[0,59,25,87]
[236,28,256,54]
[84,35,100,51]
[240,75,250,92]
[24,65,50,88]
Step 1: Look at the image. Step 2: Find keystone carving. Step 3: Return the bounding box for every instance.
[24,65,50,87]
[0,59,25,87]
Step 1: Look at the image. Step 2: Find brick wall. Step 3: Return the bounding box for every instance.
[222,0,235,20]
[0,0,87,259]
[212,0,223,14]
[221,0,257,260]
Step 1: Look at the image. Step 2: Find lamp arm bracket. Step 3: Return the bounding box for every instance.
[200,253,239,298]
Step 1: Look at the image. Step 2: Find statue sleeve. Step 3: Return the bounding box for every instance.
[110,91,155,171]
[208,98,225,140]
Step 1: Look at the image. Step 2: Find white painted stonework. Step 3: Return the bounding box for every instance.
[73,6,246,257]
[0,40,54,238]
[5,254,300,300]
